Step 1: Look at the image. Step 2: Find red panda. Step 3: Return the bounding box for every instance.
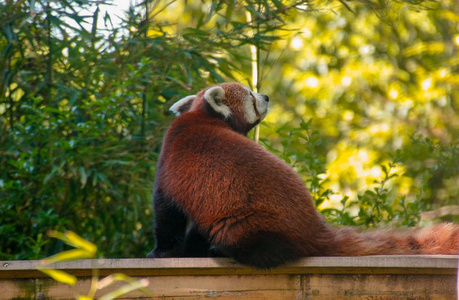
[147,82,459,268]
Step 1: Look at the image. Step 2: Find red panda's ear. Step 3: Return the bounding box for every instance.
[204,86,231,118]
[169,95,196,116]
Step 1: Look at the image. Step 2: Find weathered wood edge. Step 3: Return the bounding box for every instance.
[1,255,457,279]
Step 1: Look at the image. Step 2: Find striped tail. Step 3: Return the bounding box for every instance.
[332,223,459,256]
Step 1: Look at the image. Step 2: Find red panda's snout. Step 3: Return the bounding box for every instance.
[247,90,269,123]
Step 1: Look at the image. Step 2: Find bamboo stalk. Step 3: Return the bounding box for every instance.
[246,9,261,144]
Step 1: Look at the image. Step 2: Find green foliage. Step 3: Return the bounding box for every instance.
[261,120,332,206]
[271,121,459,227]
[0,0,235,260]
[1,0,458,260]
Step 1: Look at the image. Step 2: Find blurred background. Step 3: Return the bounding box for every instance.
[1,0,458,260]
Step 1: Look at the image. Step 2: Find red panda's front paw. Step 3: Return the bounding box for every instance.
[146,247,182,258]
[146,249,157,258]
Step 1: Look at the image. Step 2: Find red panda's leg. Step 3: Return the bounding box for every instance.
[218,231,301,269]
[183,223,212,257]
[147,189,187,258]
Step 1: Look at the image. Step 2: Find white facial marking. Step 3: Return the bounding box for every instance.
[253,92,269,118]
[243,95,258,124]
[241,85,269,124]
[204,86,232,118]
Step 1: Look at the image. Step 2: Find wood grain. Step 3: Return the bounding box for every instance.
[1,256,457,299]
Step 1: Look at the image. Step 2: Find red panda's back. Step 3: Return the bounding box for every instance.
[157,111,335,255]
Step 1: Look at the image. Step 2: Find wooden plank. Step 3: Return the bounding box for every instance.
[1,274,456,299]
[304,274,457,299]
[2,275,301,300]
[1,255,457,278]
[0,256,457,300]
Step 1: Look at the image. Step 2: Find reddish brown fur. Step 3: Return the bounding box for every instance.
[148,83,459,268]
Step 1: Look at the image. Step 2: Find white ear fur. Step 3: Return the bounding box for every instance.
[169,95,196,116]
[204,86,231,118]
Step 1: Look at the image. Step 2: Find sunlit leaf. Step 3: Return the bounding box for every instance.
[441,10,459,22]
[38,268,77,286]
[41,249,95,265]
[98,279,150,300]
[48,231,97,255]
[97,273,151,299]
[403,42,445,57]
[79,167,88,188]
[97,273,143,289]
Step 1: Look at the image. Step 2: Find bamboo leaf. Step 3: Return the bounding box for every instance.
[63,231,97,255]
[38,268,77,286]
[98,278,150,300]
[79,167,88,188]
[48,231,97,255]
[41,249,95,265]
[92,6,99,37]
[403,42,445,57]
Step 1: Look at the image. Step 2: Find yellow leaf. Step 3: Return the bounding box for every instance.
[77,296,93,300]
[441,10,459,22]
[48,231,97,255]
[65,231,97,254]
[41,249,95,265]
[98,279,151,300]
[97,274,152,298]
[403,42,445,57]
[38,268,77,286]
[97,273,137,289]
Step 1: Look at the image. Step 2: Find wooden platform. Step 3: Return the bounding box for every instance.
[1,256,458,299]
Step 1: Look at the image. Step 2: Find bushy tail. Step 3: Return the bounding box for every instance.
[331,223,459,256]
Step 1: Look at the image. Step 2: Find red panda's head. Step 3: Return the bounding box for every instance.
[169,83,269,135]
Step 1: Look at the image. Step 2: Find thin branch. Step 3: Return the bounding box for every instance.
[339,0,355,13]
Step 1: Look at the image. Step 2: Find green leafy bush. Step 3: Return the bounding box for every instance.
[267,120,459,227]
[0,0,234,259]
